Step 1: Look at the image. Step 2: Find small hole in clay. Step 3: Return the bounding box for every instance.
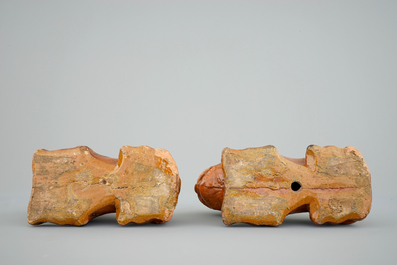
[291,181,301,191]
[102,180,107,185]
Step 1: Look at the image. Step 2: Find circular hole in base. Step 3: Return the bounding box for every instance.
[291,181,301,191]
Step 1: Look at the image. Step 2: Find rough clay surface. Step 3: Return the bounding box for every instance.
[195,145,371,226]
[28,146,181,225]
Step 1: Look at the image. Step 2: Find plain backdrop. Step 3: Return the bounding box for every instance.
[1,0,396,264]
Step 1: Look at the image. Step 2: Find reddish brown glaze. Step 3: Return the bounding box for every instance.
[195,164,224,210]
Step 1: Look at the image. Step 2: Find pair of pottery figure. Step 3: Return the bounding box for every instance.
[28,145,371,226]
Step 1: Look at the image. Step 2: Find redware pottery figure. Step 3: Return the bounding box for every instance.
[28,145,181,226]
[195,145,371,226]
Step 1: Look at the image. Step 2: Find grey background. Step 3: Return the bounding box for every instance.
[1,0,396,264]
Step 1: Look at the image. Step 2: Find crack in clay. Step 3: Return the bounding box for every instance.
[230,186,361,191]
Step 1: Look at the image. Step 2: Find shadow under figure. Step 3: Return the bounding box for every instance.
[195,145,371,226]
